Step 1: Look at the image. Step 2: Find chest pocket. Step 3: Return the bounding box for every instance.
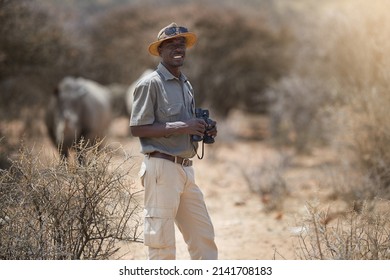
[158,103,184,122]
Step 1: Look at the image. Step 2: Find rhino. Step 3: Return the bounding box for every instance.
[45,76,112,160]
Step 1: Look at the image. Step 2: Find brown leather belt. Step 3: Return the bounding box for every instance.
[148,151,192,167]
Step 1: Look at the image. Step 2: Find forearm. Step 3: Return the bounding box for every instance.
[130,122,188,138]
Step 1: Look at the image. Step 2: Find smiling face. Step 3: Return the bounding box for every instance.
[158,37,187,74]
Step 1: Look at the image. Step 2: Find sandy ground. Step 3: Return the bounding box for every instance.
[104,114,342,260]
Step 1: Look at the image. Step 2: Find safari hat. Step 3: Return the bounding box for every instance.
[148,22,197,56]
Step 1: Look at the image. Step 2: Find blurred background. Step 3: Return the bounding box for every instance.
[2,0,390,192]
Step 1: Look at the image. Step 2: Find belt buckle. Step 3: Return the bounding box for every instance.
[181,158,190,167]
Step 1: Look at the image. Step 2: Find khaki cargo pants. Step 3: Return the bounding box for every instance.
[139,156,218,260]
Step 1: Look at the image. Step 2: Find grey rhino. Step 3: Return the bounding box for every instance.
[46,76,112,159]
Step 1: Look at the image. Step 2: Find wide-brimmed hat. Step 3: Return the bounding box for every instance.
[148,22,197,56]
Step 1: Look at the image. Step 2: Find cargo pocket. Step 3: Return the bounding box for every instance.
[144,207,175,248]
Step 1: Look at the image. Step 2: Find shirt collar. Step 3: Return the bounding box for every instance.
[158,63,187,82]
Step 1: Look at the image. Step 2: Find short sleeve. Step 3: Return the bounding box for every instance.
[130,79,156,126]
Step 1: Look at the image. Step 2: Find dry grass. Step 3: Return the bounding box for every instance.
[0,141,142,259]
[296,200,390,260]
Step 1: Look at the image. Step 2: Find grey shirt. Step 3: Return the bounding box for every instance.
[130,63,198,158]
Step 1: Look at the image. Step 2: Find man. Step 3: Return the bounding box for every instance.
[130,23,218,260]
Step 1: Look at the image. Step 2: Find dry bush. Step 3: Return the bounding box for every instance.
[320,0,390,191]
[0,0,87,86]
[85,5,158,85]
[267,0,390,193]
[86,2,292,116]
[1,0,292,144]
[348,92,390,190]
[320,162,379,205]
[241,153,290,212]
[189,7,292,117]
[262,1,343,153]
[0,141,142,259]
[0,136,13,170]
[267,75,337,153]
[0,0,90,141]
[296,201,390,260]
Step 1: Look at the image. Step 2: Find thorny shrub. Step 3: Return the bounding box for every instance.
[296,201,390,260]
[0,141,142,260]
